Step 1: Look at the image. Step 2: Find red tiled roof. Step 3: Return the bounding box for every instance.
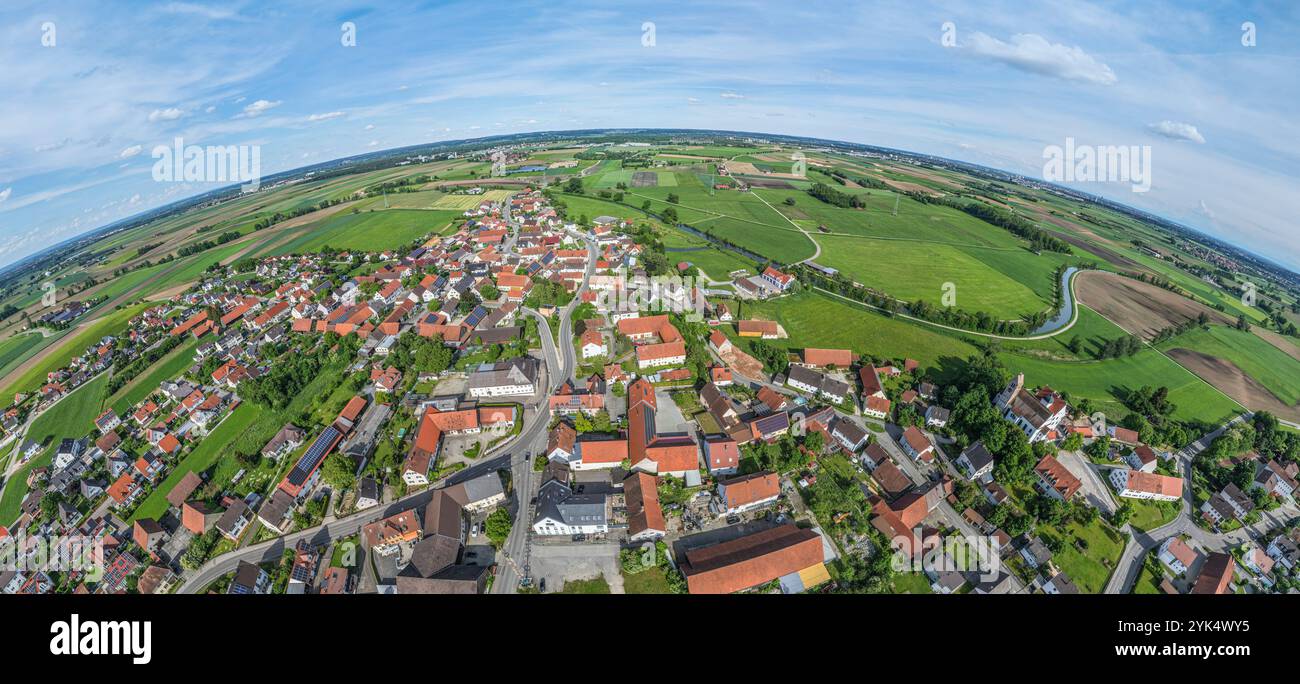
[681,524,822,594]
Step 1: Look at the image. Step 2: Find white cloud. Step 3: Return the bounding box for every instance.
[119,144,143,158]
[147,107,185,122]
[205,105,216,113]
[239,99,280,117]
[364,123,375,130]
[368,140,379,147]
[687,97,701,105]
[307,111,346,122]
[720,91,744,99]
[1149,120,1206,144]
[0,187,10,205]
[965,32,1117,86]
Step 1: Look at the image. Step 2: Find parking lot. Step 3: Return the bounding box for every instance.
[528,542,624,593]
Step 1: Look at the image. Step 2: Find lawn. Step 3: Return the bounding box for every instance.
[1133,561,1166,594]
[1127,499,1180,532]
[557,575,612,594]
[0,373,110,525]
[128,403,265,522]
[621,565,674,594]
[890,572,933,594]
[1158,324,1300,406]
[1041,519,1125,594]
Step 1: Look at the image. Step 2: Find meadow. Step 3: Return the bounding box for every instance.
[1157,324,1300,406]
[0,373,110,525]
[270,208,462,255]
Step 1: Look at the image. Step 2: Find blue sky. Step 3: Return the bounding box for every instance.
[0,0,1297,270]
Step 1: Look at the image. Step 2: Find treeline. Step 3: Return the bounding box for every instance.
[105,336,184,396]
[906,192,1071,254]
[1150,312,1209,345]
[367,174,433,194]
[176,231,240,258]
[807,182,866,209]
[253,197,348,231]
[794,264,1034,336]
[135,242,162,257]
[1096,334,1143,359]
[825,169,889,190]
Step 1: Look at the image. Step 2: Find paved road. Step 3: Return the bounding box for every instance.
[1099,413,1300,594]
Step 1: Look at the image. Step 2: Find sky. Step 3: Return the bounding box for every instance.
[0,0,1297,270]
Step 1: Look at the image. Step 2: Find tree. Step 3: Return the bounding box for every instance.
[484,508,513,548]
[1061,431,1084,452]
[1086,435,1112,461]
[321,452,357,491]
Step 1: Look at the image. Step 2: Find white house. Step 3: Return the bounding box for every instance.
[955,441,995,481]
[1109,468,1183,502]
[580,329,607,359]
[1157,536,1199,576]
[994,374,1069,443]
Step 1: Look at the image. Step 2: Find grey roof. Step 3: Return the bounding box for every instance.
[973,570,1015,594]
[358,477,380,502]
[960,441,995,472]
[446,472,504,508]
[534,479,607,527]
[404,535,461,578]
[467,357,539,391]
[216,499,249,536]
[830,417,868,445]
[1047,572,1080,594]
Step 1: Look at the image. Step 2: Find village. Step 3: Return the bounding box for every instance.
[1,182,1297,597]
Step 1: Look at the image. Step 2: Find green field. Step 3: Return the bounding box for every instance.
[105,337,201,416]
[0,333,47,379]
[1158,325,1300,407]
[1000,305,1131,361]
[0,302,153,403]
[811,234,1049,318]
[1041,519,1125,593]
[128,403,265,522]
[271,209,463,255]
[726,289,979,378]
[1127,499,1180,532]
[0,373,110,525]
[1000,347,1242,426]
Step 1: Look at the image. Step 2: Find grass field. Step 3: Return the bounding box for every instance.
[0,373,110,525]
[811,234,1049,318]
[1000,348,1242,426]
[1127,499,1180,532]
[0,333,47,379]
[890,572,934,594]
[1157,325,1300,406]
[105,337,200,416]
[0,302,153,403]
[557,575,612,594]
[271,209,463,255]
[726,290,979,379]
[1000,305,1132,361]
[1041,519,1125,593]
[128,403,265,523]
[621,565,674,594]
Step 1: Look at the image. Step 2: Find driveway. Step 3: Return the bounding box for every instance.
[1056,449,1118,515]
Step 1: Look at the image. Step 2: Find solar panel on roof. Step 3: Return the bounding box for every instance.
[464,306,488,328]
[288,426,341,486]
